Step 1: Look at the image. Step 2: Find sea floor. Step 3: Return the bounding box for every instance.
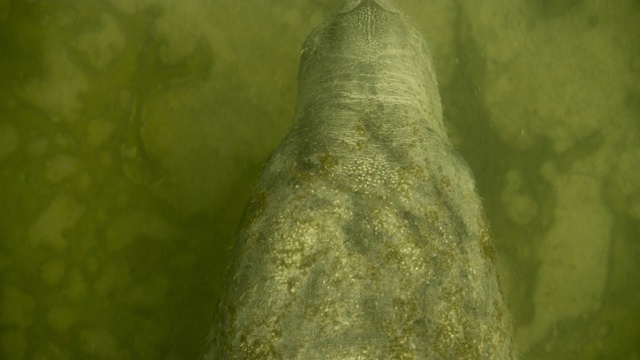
[0,0,639,359]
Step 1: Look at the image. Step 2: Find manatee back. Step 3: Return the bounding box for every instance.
[208,1,515,359]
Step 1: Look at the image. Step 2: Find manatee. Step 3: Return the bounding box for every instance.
[207,0,516,358]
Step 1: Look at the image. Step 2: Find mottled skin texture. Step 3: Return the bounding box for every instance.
[208,0,515,359]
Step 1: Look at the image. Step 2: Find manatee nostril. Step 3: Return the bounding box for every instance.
[338,0,400,15]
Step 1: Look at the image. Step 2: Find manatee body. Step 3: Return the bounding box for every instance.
[208,0,515,359]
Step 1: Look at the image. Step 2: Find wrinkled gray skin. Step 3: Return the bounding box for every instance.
[206,0,516,359]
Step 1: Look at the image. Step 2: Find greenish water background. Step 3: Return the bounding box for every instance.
[0,0,638,359]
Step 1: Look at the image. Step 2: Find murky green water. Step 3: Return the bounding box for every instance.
[0,0,638,359]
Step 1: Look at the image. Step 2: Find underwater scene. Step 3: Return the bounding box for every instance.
[0,0,639,359]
